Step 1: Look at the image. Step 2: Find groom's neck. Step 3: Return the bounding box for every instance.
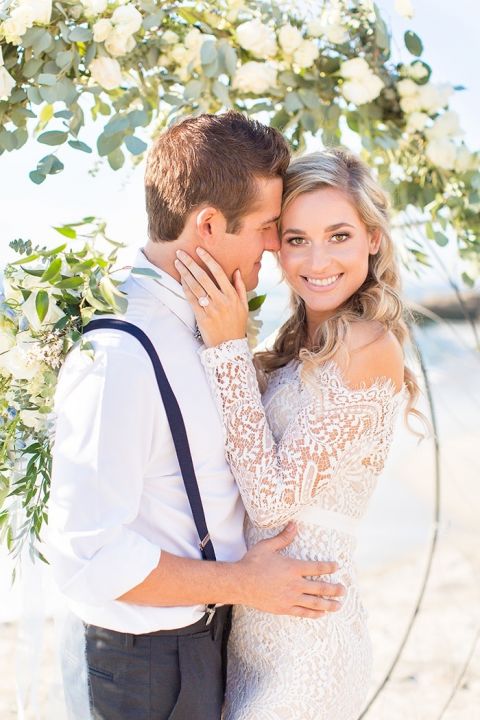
[143,236,195,283]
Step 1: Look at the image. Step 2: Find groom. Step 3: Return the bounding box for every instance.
[47,111,344,720]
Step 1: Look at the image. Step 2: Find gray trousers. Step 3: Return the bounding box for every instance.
[85,606,232,720]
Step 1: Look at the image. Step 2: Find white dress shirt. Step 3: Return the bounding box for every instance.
[46,249,246,633]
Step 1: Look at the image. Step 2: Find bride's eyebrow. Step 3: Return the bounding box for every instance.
[281,227,305,236]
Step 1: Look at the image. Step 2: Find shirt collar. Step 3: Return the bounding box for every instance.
[130,249,197,333]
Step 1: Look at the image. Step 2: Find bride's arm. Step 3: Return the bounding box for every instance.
[200,333,403,528]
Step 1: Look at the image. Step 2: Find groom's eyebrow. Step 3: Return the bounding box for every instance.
[262,215,280,225]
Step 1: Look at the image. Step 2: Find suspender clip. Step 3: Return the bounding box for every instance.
[199,533,211,551]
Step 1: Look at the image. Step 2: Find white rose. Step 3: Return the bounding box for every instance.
[397,78,418,97]
[0,327,15,355]
[406,111,429,132]
[394,0,414,19]
[400,95,421,113]
[162,30,179,45]
[236,19,277,59]
[293,39,319,69]
[233,61,277,95]
[21,291,65,333]
[426,111,462,141]
[278,24,303,56]
[80,0,107,16]
[326,24,348,44]
[0,345,40,381]
[111,4,143,35]
[93,18,113,42]
[105,27,136,57]
[19,409,48,432]
[0,66,16,101]
[417,82,453,113]
[307,18,323,37]
[426,138,457,170]
[18,0,52,24]
[408,63,428,80]
[89,56,122,90]
[340,57,370,80]
[341,79,373,105]
[455,146,475,173]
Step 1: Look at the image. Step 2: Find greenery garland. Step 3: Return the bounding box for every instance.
[0,0,479,557]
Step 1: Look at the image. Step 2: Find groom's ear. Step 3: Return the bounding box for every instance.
[195,207,227,245]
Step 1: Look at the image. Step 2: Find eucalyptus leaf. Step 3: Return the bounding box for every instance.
[184,79,203,101]
[124,135,147,155]
[56,51,74,70]
[29,171,46,185]
[69,27,93,42]
[201,41,217,66]
[107,147,125,170]
[68,139,92,153]
[38,131,68,146]
[97,131,124,157]
[434,231,449,247]
[404,30,423,57]
[38,73,57,86]
[22,58,43,79]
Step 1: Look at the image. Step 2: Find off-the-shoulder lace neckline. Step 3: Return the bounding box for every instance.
[277,357,407,401]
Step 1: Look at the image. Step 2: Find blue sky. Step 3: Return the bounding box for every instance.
[0,0,479,297]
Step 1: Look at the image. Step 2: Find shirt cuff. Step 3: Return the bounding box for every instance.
[53,528,161,607]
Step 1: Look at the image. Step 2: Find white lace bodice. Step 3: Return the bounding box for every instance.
[201,338,404,533]
[201,338,405,720]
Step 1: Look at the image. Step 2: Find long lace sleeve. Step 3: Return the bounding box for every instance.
[200,338,401,528]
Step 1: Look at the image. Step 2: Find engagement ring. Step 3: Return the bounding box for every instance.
[198,296,210,308]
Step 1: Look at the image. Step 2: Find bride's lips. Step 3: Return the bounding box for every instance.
[301,273,343,292]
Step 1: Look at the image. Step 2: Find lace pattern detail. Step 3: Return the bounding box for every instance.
[201,339,404,719]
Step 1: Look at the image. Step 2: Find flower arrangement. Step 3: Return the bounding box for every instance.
[0,219,131,562]
[0,221,265,561]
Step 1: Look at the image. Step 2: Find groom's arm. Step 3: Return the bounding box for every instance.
[117,527,345,618]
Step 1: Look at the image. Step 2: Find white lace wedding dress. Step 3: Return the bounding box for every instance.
[200,338,405,720]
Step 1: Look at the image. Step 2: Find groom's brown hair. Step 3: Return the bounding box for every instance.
[145,111,291,243]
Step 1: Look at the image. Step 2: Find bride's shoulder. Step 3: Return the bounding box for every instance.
[338,320,404,393]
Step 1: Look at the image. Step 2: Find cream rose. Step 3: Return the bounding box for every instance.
[105,27,136,57]
[236,19,277,59]
[293,39,319,69]
[233,61,277,95]
[80,0,108,16]
[406,111,429,133]
[340,57,371,80]
[17,0,52,24]
[90,56,123,90]
[93,18,113,43]
[111,4,143,35]
[278,24,303,56]
[342,75,384,105]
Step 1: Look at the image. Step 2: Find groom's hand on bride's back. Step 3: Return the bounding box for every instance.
[236,522,346,618]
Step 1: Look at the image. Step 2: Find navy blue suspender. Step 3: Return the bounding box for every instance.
[84,319,217,564]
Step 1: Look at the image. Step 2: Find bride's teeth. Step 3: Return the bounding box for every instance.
[307,275,339,287]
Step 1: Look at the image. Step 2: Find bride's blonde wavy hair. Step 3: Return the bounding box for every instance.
[255,147,424,429]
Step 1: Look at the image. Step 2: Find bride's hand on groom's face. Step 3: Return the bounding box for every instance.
[175,248,249,348]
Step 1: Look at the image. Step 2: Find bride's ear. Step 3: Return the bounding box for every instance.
[368,229,382,255]
[195,207,227,246]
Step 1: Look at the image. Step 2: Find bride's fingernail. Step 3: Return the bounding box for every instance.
[196,247,206,255]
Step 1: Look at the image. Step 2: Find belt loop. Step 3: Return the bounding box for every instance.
[124,633,135,648]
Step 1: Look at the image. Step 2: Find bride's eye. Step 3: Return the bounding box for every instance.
[331,232,350,243]
[287,236,306,246]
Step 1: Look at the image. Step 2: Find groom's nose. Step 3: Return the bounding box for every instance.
[263,225,281,252]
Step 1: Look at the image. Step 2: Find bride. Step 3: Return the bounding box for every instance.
[175,147,422,720]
